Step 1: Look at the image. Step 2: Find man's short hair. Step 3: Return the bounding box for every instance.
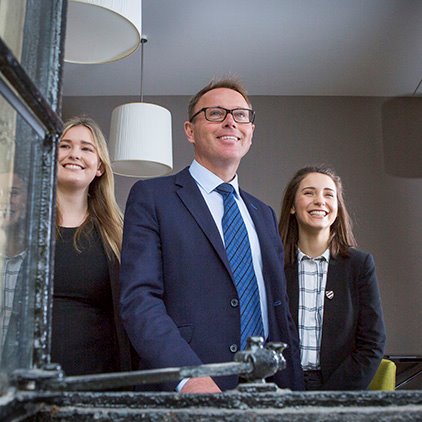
[188,78,252,120]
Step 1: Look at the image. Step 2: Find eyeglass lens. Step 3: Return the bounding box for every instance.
[205,107,253,123]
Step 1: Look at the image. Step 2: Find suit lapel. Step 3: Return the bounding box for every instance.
[175,168,231,273]
[242,191,265,237]
[241,190,274,275]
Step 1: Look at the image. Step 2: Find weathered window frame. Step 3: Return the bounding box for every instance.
[0,0,65,389]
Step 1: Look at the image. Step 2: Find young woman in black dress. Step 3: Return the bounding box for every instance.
[51,116,132,376]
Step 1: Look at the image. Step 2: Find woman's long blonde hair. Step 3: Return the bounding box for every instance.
[56,116,123,262]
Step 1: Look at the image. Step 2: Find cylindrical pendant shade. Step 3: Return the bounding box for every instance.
[65,0,142,64]
[109,103,173,178]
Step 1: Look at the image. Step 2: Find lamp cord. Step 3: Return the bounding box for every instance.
[140,37,148,102]
[412,76,422,96]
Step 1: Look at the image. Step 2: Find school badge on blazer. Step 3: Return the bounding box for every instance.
[325,290,334,300]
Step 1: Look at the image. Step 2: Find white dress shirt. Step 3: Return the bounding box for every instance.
[189,160,269,337]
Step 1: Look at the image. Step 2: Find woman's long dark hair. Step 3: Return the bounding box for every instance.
[278,165,357,265]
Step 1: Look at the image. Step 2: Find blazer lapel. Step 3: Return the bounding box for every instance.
[175,168,231,273]
[320,256,343,360]
[284,263,299,327]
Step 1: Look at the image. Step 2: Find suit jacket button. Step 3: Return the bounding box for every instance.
[230,344,238,353]
[230,298,239,307]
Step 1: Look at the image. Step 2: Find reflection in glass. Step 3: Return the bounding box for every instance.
[0,96,35,374]
[0,171,28,344]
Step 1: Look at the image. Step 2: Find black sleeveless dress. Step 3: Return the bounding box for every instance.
[51,226,119,375]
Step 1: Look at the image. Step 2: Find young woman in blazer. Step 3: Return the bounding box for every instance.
[278,165,386,390]
[51,116,132,377]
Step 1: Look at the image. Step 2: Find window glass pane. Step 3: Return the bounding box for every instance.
[0,0,26,61]
[0,93,42,378]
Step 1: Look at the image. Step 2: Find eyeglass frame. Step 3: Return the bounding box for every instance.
[189,106,256,124]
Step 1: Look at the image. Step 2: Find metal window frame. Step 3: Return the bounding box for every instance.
[0,0,65,376]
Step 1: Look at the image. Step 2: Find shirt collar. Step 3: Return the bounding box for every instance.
[189,159,240,197]
[297,247,330,262]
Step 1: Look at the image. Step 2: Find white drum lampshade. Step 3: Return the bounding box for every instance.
[109,103,173,178]
[65,0,142,63]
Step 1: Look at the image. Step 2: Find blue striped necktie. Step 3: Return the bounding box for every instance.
[215,183,264,350]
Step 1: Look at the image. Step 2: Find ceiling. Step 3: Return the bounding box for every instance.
[62,0,422,97]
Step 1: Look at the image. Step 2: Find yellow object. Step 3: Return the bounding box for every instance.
[369,359,396,390]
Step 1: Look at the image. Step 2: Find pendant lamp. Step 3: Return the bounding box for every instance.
[65,0,142,63]
[109,38,173,178]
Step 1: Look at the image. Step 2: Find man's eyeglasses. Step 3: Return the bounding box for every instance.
[189,107,255,124]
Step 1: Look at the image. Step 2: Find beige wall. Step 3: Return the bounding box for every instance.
[63,95,422,356]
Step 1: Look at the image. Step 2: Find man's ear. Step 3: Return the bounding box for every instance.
[184,121,195,145]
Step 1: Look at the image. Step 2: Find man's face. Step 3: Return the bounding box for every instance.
[0,173,27,228]
[184,88,255,175]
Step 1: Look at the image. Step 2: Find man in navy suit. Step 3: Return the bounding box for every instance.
[120,78,303,393]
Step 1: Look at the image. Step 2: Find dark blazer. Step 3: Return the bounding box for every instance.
[285,248,386,390]
[120,167,304,391]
